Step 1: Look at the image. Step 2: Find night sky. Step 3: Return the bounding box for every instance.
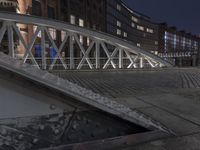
[123,0,200,35]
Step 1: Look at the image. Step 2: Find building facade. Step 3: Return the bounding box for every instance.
[31,0,106,31]
[0,0,17,12]
[106,0,159,53]
[158,23,200,66]
[0,0,199,67]
[31,0,106,59]
[30,0,160,57]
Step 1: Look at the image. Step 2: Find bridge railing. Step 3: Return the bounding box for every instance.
[23,57,155,71]
[0,12,172,70]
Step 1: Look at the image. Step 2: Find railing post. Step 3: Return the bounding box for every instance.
[69,33,75,69]
[41,27,46,70]
[7,22,15,58]
[119,48,123,69]
[95,40,100,69]
[139,56,144,68]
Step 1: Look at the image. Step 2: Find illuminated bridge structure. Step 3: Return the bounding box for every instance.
[0,12,172,70]
[0,12,186,150]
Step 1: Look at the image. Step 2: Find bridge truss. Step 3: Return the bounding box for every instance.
[0,13,173,150]
[0,12,172,70]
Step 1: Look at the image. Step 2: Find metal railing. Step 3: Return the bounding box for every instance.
[0,12,172,70]
[19,57,156,71]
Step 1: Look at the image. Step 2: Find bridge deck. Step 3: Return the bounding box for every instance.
[54,68,200,138]
[0,53,170,150]
[0,51,199,149]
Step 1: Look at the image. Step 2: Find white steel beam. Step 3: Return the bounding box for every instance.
[41,27,46,70]
[101,42,117,69]
[119,48,123,69]
[145,57,156,68]
[7,23,14,58]
[0,22,7,44]
[74,34,94,69]
[12,24,39,68]
[69,33,75,69]
[139,56,144,68]
[77,41,95,69]
[45,28,68,70]
[95,41,100,69]
[124,50,138,69]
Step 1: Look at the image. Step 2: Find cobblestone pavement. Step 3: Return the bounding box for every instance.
[53,68,200,150]
[53,68,200,98]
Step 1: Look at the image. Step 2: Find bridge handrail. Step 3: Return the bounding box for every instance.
[0,12,173,69]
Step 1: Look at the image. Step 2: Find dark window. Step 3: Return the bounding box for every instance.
[48,6,55,19]
[60,0,68,12]
[32,0,41,16]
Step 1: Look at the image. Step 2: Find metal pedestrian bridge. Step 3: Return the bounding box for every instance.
[0,12,172,70]
[0,12,175,150]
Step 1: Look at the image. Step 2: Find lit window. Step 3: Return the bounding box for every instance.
[147,28,154,33]
[79,19,84,27]
[80,35,83,44]
[155,41,158,45]
[70,15,75,25]
[61,31,66,41]
[131,16,138,23]
[131,22,135,28]
[117,21,121,27]
[87,37,90,46]
[117,4,121,11]
[48,28,56,40]
[123,32,127,37]
[33,26,41,38]
[61,52,65,58]
[117,29,121,35]
[137,43,141,47]
[137,25,144,31]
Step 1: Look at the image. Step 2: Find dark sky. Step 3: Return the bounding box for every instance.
[123,0,200,35]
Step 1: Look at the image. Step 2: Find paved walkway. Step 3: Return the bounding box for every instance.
[54,68,200,149]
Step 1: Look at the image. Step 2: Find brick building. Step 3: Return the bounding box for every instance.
[30,0,106,32]
[31,0,106,59]
[0,0,17,12]
[28,0,160,59]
